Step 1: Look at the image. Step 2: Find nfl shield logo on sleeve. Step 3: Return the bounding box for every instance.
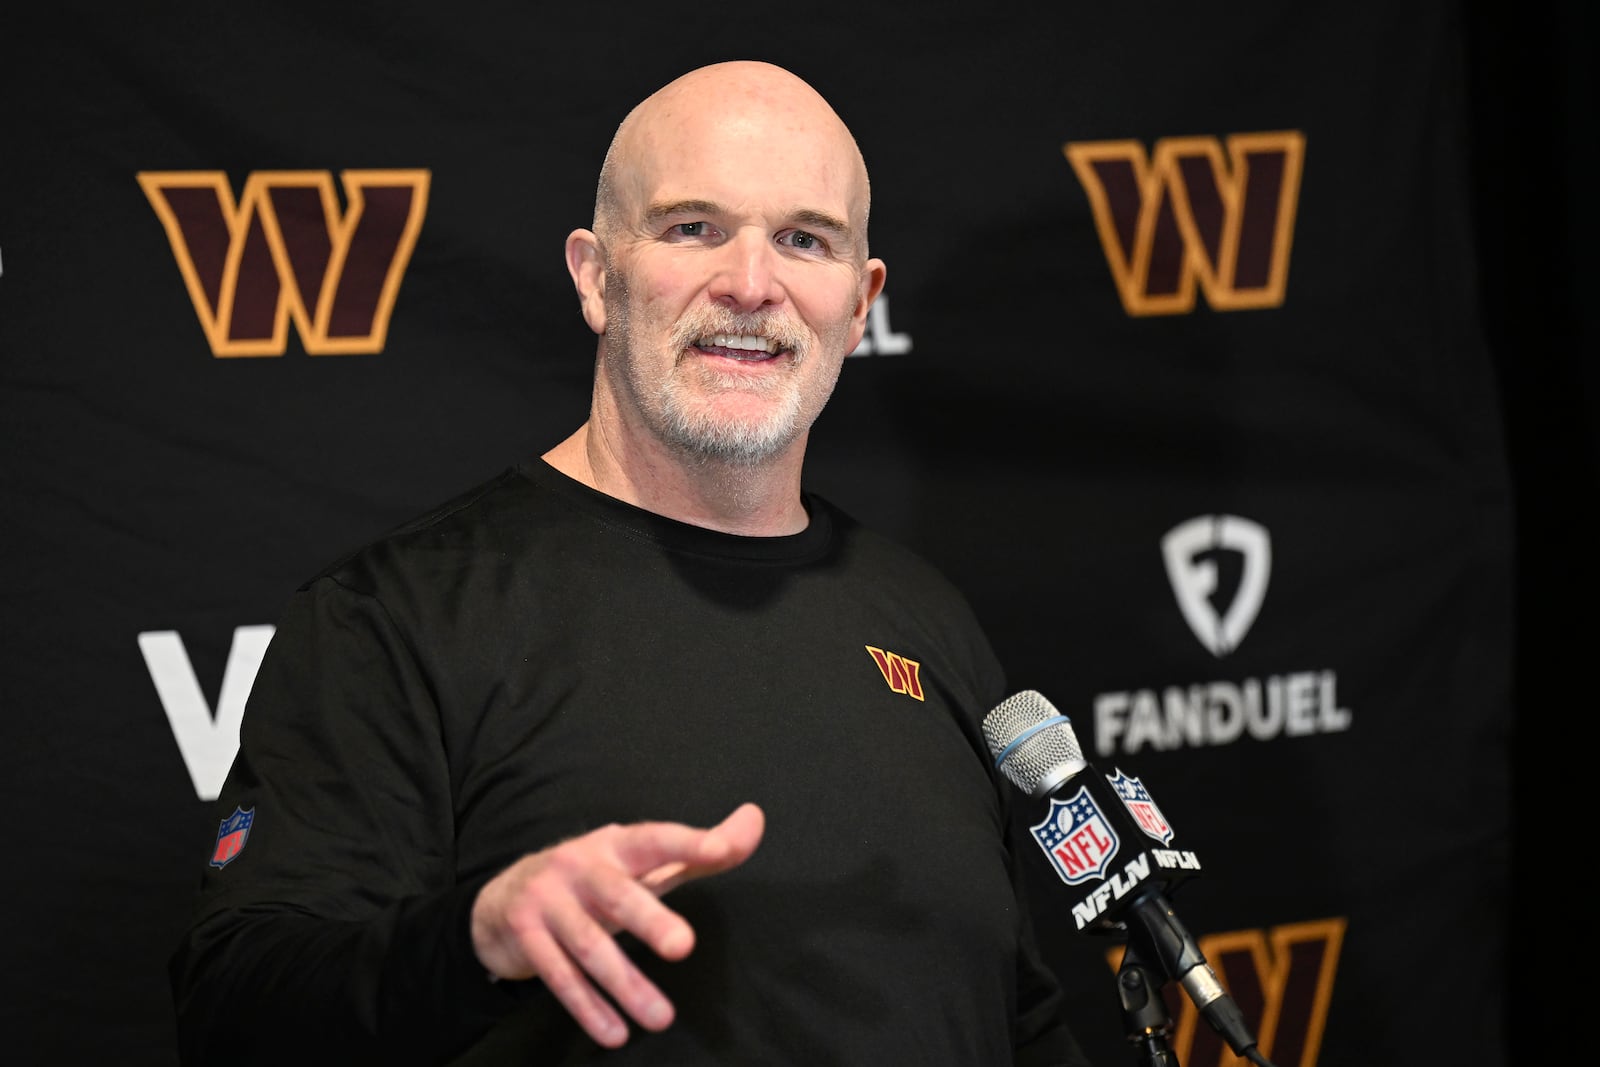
[1030,785,1120,886]
[210,806,255,869]
[1107,770,1174,844]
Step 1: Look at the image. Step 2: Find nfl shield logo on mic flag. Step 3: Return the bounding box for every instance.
[210,806,254,869]
[1108,770,1174,844]
[1030,785,1120,885]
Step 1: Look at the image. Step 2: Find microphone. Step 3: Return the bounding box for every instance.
[983,690,1273,1066]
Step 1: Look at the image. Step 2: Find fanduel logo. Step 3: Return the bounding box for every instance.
[1065,131,1305,316]
[137,169,430,356]
[1093,515,1352,755]
[139,626,274,800]
[1095,672,1351,756]
[848,295,912,356]
[1162,514,1270,657]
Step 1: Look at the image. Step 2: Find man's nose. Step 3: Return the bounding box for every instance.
[709,229,786,312]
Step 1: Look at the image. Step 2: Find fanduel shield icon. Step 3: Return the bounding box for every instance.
[1162,515,1271,657]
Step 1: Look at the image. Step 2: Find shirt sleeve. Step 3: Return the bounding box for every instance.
[1008,792,1099,1067]
[955,629,1096,1066]
[168,575,524,1064]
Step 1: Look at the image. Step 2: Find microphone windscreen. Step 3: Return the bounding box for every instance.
[982,690,1087,798]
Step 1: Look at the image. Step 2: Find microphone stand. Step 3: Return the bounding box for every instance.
[1112,894,1280,1067]
[1114,935,1181,1067]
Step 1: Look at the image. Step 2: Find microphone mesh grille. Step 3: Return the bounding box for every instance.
[982,690,1085,797]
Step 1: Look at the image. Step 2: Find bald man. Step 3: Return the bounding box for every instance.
[171,62,1093,1066]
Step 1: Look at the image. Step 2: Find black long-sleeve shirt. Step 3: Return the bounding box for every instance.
[171,460,1092,1066]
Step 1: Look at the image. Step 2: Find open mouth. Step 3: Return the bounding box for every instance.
[692,333,787,361]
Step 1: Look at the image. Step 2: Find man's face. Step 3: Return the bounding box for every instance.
[577,90,886,466]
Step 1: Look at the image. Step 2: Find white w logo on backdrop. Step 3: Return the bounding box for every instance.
[1161,515,1271,657]
[139,626,274,800]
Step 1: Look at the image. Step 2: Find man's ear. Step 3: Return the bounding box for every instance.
[566,229,607,335]
[844,258,889,351]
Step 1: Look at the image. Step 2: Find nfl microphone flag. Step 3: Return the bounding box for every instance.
[984,690,1204,932]
[985,690,1279,1066]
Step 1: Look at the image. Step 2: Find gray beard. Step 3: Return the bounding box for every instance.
[653,372,805,466]
[618,294,816,467]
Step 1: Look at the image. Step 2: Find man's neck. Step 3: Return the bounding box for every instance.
[542,422,811,537]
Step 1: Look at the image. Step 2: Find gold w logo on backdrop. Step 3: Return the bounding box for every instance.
[1105,917,1344,1066]
[1065,133,1305,317]
[137,170,431,356]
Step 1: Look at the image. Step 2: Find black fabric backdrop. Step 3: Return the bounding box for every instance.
[2,2,1589,1064]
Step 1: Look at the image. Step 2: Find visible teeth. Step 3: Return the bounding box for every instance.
[701,333,778,353]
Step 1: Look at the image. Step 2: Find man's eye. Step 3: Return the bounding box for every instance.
[782,230,822,251]
[672,222,707,237]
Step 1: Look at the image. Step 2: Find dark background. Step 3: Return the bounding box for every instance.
[1466,0,1597,1055]
[3,2,1591,1063]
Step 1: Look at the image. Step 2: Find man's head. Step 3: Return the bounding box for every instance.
[566,61,887,468]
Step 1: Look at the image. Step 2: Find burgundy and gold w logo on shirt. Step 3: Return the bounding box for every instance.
[137,169,430,356]
[866,646,924,701]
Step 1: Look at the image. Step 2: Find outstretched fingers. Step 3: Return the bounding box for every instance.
[637,803,766,897]
[470,804,766,1048]
[544,881,678,1044]
[517,921,634,1047]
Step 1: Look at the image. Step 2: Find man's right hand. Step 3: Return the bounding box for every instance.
[469,802,765,1048]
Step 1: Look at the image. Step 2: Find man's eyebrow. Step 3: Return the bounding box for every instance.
[788,208,854,242]
[641,200,854,242]
[642,199,723,225]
